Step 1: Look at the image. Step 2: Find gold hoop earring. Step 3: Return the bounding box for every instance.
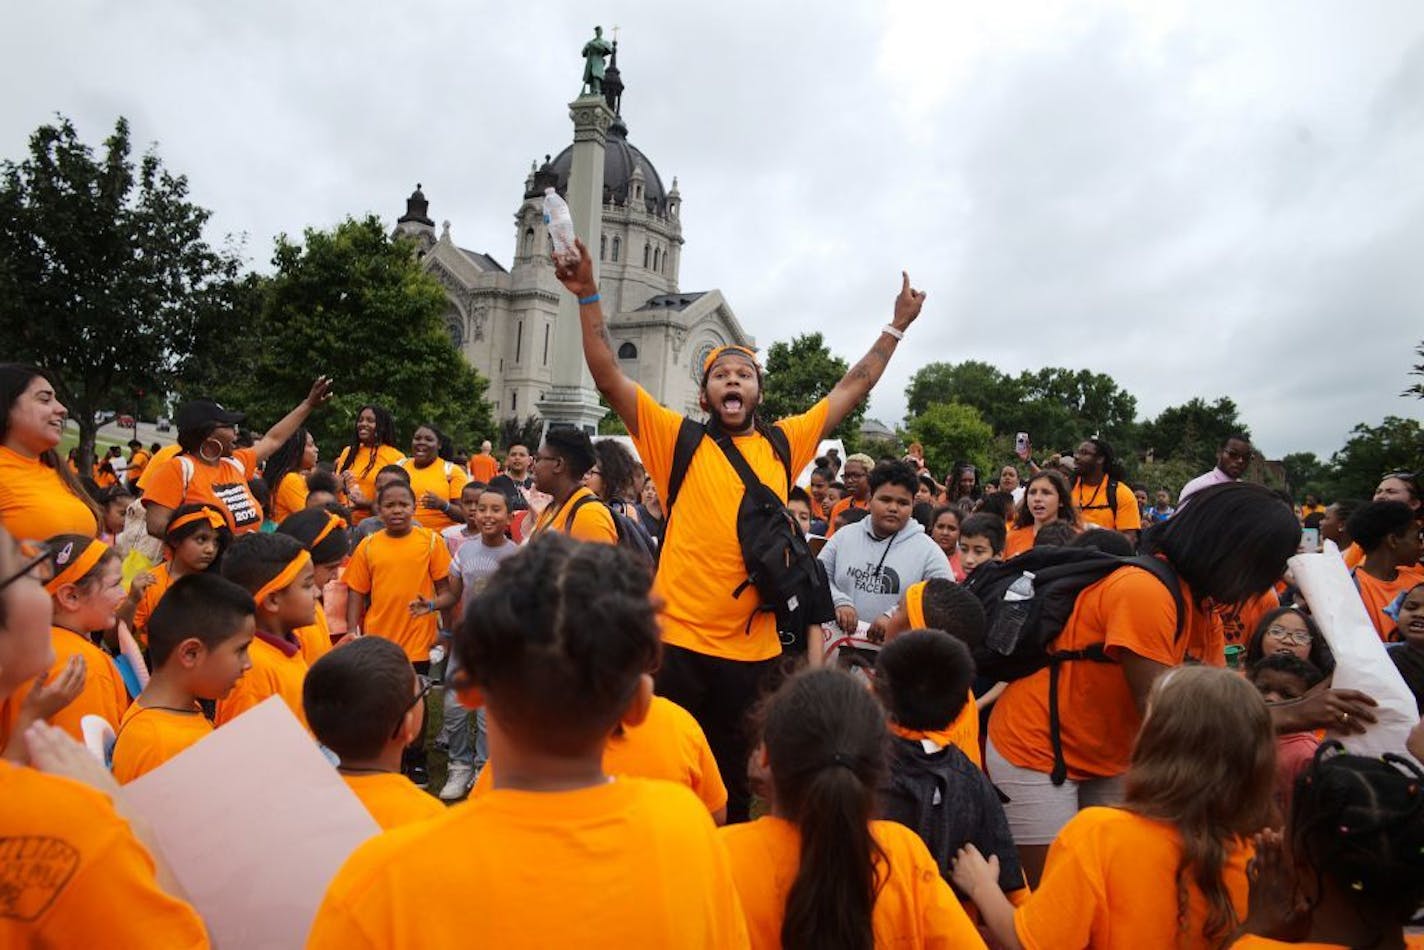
[198,439,223,464]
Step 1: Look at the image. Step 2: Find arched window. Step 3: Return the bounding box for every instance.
[600,234,607,260]
[612,236,620,262]
[446,315,464,350]
[662,249,669,274]
[643,243,650,268]
[618,341,638,360]
[522,228,534,256]
[653,248,661,271]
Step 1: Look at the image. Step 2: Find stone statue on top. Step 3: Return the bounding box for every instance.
[581,26,614,95]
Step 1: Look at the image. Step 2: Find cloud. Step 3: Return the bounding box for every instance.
[2,0,1420,458]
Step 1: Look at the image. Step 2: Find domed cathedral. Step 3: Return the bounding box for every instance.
[393,44,754,423]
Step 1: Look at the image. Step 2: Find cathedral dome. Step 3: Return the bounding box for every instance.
[546,125,669,215]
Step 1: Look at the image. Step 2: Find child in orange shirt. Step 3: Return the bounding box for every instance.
[215,532,317,728]
[1346,500,1424,640]
[118,504,228,649]
[111,573,255,783]
[303,636,444,831]
[0,526,208,947]
[720,668,984,949]
[954,665,1276,950]
[1235,742,1424,950]
[276,508,349,666]
[309,534,747,947]
[4,535,129,750]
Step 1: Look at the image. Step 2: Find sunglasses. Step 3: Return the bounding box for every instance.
[392,677,433,739]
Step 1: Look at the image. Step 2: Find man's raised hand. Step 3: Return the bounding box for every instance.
[892,271,926,331]
[554,237,598,299]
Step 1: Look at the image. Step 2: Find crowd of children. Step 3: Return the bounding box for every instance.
[3,284,1424,950]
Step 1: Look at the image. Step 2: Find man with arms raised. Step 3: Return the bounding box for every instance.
[556,237,925,822]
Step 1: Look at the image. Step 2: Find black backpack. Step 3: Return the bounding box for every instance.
[665,417,834,652]
[963,547,1185,784]
[564,494,658,568]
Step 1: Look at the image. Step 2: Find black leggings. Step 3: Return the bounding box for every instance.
[654,644,782,824]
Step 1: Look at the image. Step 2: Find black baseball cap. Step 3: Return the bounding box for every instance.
[174,399,245,432]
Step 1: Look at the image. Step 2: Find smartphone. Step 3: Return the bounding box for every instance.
[1299,527,1320,554]
[1014,432,1030,457]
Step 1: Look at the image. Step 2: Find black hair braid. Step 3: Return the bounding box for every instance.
[1291,741,1424,930]
[339,405,398,479]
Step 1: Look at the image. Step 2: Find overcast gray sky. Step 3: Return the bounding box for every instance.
[4,0,1421,458]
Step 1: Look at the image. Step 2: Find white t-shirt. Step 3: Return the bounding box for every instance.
[454,537,520,605]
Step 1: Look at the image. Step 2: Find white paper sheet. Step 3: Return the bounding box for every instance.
[1288,544,1420,764]
[122,697,380,948]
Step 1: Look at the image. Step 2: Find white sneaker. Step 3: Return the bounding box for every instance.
[439,764,474,801]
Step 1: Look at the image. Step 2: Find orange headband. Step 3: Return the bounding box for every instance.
[905,581,927,629]
[701,345,759,379]
[45,539,111,595]
[309,512,347,551]
[252,550,312,607]
[167,507,225,537]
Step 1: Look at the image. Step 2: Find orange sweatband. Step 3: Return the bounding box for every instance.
[45,539,111,595]
[252,550,312,607]
[701,345,759,379]
[905,581,927,630]
[309,512,346,551]
[167,506,225,537]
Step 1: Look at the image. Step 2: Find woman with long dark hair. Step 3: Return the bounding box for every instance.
[334,404,403,524]
[0,364,101,540]
[719,668,983,948]
[1004,469,1080,558]
[264,428,319,523]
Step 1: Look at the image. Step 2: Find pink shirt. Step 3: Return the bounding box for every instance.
[1177,467,1234,504]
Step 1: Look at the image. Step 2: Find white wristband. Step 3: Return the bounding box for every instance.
[881,324,904,341]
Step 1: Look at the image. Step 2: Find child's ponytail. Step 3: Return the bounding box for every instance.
[762,669,887,950]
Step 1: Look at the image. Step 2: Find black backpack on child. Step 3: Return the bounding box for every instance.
[564,494,658,568]
[963,547,1185,784]
[665,417,834,653]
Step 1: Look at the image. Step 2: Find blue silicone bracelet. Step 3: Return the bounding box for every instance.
[578,293,601,305]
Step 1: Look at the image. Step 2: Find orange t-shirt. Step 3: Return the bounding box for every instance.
[343,772,446,831]
[135,443,182,491]
[295,601,334,666]
[530,485,618,544]
[632,387,829,662]
[6,626,129,742]
[1354,565,1424,640]
[1014,807,1249,950]
[111,703,213,784]
[825,495,869,537]
[344,527,452,662]
[214,632,309,729]
[126,449,152,486]
[467,452,500,483]
[989,565,1213,780]
[399,459,470,531]
[1219,588,1280,648]
[891,692,981,770]
[271,471,309,524]
[335,444,407,523]
[1342,542,1365,569]
[0,760,208,947]
[131,561,177,650]
[0,445,99,541]
[1073,478,1142,533]
[718,816,984,950]
[307,778,749,949]
[1005,524,1036,558]
[1232,938,1354,949]
[471,696,729,815]
[143,448,263,534]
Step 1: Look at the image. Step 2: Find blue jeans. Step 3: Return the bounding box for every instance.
[439,656,487,772]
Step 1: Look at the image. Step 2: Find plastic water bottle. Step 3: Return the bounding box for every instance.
[542,187,576,264]
[986,571,1036,656]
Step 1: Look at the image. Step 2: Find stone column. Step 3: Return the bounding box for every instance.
[537,94,615,436]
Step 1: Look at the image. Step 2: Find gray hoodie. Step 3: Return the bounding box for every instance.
[818,517,952,621]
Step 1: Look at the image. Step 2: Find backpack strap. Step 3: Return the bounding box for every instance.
[764,425,794,494]
[664,417,706,518]
[1042,555,1184,786]
[563,493,597,532]
[1106,477,1119,516]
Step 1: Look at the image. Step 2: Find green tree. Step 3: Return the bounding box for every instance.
[597,395,627,436]
[1325,416,1424,501]
[499,414,544,452]
[906,402,995,478]
[1281,451,1328,498]
[1138,397,1250,471]
[1407,340,1424,399]
[0,115,242,468]
[905,360,1019,422]
[761,332,860,447]
[1013,367,1139,451]
[197,216,494,454]
[1135,457,1203,501]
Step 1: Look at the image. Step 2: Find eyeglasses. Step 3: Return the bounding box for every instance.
[392,678,433,739]
[1222,448,1252,461]
[533,454,560,465]
[1264,625,1313,646]
[0,541,55,593]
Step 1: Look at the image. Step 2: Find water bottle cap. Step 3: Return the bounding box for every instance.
[544,187,556,196]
